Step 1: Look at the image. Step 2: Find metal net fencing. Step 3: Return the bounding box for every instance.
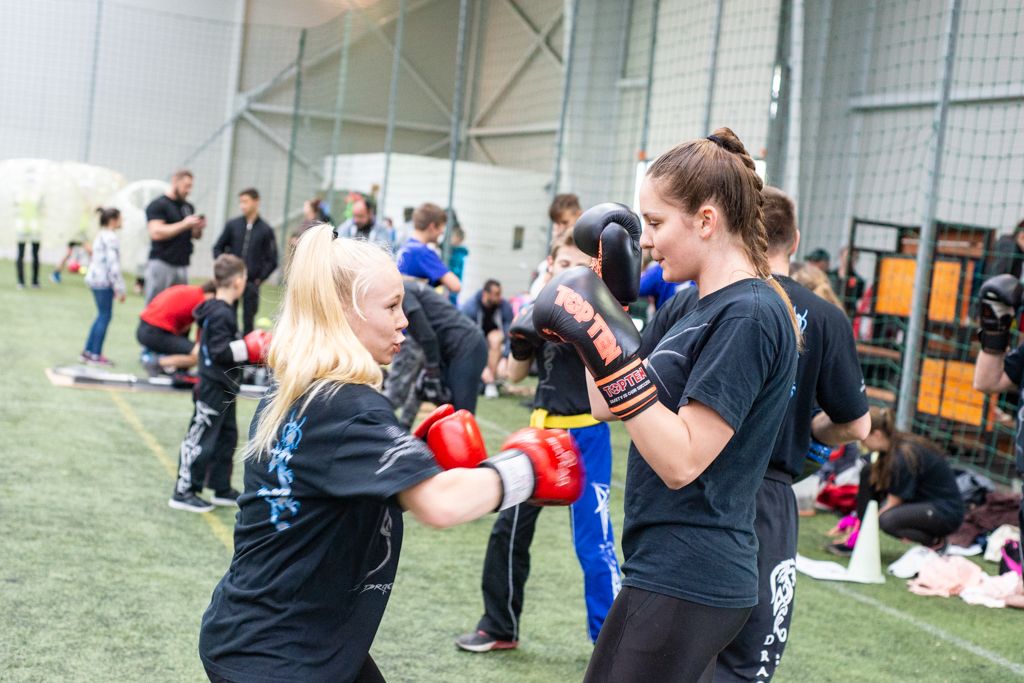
[2,0,1024,482]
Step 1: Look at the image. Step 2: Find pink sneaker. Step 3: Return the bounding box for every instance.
[89,355,115,367]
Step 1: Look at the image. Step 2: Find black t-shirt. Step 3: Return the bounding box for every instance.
[533,340,591,416]
[146,195,195,266]
[887,444,966,526]
[772,276,868,475]
[622,279,798,608]
[402,281,484,366]
[1000,343,1024,474]
[194,299,242,390]
[639,286,699,357]
[199,384,441,683]
[640,278,868,477]
[480,303,500,335]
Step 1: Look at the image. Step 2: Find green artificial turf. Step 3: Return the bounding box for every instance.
[1,260,1022,682]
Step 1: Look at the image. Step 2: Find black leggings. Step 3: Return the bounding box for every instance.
[878,503,959,546]
[16,241,40,286]
[583,586,752,683]
[856,467,959,546]
[443,335,489,414]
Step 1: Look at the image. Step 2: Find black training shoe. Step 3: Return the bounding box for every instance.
[168,490,215,513]
[825,541,853,558]
[211,489,241,507]
[455,630,518,653]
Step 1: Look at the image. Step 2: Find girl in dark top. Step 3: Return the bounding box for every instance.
[534,128,800,682]
[855,406,966,549]
[198,226,585,683]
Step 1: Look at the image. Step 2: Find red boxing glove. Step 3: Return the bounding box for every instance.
[243,329,272,364]
[413,404,455,440]
[416,407,488,470]
[482,428,585,509]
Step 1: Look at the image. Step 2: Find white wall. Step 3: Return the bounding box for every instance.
[324,152,550,297]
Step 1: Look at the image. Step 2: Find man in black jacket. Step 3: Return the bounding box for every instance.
[213,188,279,334]
[987,219,1024,282]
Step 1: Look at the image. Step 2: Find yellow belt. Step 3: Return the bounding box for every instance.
[530,408,600,430]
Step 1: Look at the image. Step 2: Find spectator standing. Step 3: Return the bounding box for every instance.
[828,246,865,313]
[81,208,126,365]
[14,187,43,290]
[447,224,468,304]
[987,219,1024,281]
[213,188,278,334]
[806,247,831,274]
[144,169,205,303]
[461,280,513,399]
[335,196,391,246]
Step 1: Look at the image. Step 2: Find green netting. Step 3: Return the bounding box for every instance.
[4,0,1024,483]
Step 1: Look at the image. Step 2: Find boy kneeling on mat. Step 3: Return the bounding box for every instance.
[170,254,271,513]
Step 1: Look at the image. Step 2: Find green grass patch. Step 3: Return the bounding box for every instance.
[1,260,1020,682]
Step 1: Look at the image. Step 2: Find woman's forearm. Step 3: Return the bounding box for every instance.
[624,400,736,490]
[400,468,502,528]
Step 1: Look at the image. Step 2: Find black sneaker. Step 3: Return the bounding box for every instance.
[211,489,241,507]
[455,630,518,653]
[168,490,215,513]
[826,541,853,558]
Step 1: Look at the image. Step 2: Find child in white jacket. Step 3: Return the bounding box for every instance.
[82,208,126,365]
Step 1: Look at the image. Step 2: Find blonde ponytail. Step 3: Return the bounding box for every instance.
[248,226,396,459]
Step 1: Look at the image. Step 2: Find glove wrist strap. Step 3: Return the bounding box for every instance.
[595,357,659,420]
[977,329,1010,354]
[481,451,535,510]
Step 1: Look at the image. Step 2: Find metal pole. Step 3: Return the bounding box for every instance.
[781,0,804,199]
[895,0,962,431]
[281,29,307,255]
[82,0,104,163]
[547,0,580,246]
[461,0,488,162]
[638,0,660,158]
[214,0,247,241]
[379,0,406,223]
[444,0,471,264]
[701,0,723,136]
[327,12,353,221]
[765,0,792,187]
[837,0,878,257]
[799,0,834,232]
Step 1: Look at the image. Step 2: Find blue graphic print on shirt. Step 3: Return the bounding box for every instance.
[258,412,305,530]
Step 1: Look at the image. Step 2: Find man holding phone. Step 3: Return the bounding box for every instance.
[144,168,206,303]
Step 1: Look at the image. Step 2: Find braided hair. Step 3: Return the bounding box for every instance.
[647,127,803,346]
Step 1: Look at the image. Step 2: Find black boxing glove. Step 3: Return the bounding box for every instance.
[977,274,1023,353]
[573,202,643,305]
[509,305,543,361]
[533,266,657,420]
[415,365,451,404]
